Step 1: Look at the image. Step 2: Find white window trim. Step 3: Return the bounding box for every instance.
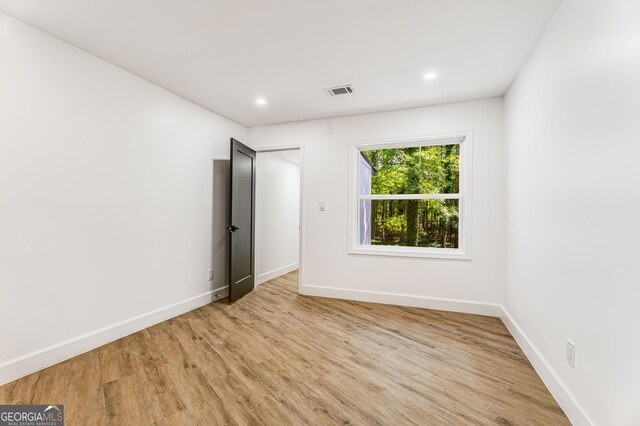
[347,131,473,260]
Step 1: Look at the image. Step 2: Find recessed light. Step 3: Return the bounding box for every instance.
[255,98,267,106]
[423,72,438,80]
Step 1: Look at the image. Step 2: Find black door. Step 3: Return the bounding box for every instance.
[228,138,256,302]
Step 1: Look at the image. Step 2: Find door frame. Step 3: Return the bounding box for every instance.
[254,144,305,294]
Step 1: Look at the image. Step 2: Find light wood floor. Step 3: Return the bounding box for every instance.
[0,271,568,425]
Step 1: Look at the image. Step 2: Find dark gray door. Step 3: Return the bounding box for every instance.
[228,138,256,302]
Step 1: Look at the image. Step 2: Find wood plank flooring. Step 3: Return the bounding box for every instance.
[0,271,569,425]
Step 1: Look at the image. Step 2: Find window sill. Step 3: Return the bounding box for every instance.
[349,245,471,260]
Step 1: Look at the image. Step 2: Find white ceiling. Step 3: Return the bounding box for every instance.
[0,0,561,127]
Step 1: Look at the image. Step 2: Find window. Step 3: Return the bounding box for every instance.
[349,133,472,259]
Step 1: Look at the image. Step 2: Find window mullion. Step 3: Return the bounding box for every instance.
[359,194,460,200]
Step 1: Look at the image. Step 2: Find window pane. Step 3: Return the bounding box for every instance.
[360,199,459,248]
[359,144,459,195]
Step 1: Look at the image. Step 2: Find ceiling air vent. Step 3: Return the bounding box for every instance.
[325,85,354,96]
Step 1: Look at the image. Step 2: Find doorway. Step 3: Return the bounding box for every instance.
[255,147,302,289]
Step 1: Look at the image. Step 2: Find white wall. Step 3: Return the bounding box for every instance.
[248,98,506,313]
[211,160,230,297]
[255,151,300,284]
[504,0,640,424]
[0,12,246,383]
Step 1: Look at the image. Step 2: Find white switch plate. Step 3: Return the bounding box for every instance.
[566,339,575,368]
[207,269,214,281]
[319,201,326,211]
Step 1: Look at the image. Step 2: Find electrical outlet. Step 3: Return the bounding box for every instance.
[207,269,214,281]
[566,339,575,368]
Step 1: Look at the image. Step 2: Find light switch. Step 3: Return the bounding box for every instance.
[319,201,326,212]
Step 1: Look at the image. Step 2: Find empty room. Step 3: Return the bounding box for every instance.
[0,0,637,425]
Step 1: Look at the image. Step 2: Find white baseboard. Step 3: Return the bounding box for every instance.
[300,284,500,317]
[0,290,216,386]
[301,285,592,423]
[499,306,593,426]
[256,262,299,285]
[0,280,592,426]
